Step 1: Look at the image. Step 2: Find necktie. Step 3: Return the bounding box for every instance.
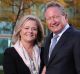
[49,35,58,59]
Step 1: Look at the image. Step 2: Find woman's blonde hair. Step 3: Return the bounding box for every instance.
[12,15,44,46]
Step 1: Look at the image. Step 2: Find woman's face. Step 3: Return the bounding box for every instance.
[20,20,38,43]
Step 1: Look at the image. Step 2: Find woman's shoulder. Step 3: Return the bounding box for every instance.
[4,47,20,61]
[4,47,17,55]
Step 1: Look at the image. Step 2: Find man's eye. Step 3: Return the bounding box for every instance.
[46,17,51,20]
[46,16,60,20]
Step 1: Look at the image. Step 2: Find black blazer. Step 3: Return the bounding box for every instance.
[3,47,31,74]
[3,47,44,74]
[43,26,80,74]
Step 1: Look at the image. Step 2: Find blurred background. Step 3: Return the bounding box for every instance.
[0,0,80,74]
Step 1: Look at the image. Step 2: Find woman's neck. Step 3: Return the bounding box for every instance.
[21,40,34,50]
[20,40,34,59]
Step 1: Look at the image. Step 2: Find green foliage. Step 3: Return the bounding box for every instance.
[0,70,4,74]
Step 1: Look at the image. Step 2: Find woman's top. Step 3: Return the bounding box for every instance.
[3,40,41,74]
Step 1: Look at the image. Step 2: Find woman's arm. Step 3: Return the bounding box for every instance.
[3,48,17,74]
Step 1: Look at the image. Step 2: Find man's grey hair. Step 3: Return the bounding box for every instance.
[44,1,67,15]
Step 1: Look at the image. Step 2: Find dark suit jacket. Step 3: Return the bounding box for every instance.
[43,26,80,74]
[3,47,31,74]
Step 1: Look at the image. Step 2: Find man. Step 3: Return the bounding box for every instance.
[42,1,80,74]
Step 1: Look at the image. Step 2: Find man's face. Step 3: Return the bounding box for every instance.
[45,7,68,34]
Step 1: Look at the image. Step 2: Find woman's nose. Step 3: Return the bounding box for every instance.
[28,28,33,32]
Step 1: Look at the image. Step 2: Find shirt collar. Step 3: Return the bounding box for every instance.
[53,24,70,37]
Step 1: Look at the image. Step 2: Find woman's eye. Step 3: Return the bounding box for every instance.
[33,28,37,31]
[25,27,29,29]
[24,27,37,31]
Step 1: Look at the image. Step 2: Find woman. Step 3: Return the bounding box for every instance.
[3,15,44,74]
